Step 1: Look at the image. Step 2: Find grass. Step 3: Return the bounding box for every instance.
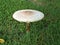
[0,0,60,45]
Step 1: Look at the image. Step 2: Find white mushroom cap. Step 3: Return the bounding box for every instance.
[13,9,44,22]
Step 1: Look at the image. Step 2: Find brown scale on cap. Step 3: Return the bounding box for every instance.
[21,11,34,16]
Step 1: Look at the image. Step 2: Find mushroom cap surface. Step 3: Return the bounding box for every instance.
[13,9,44,22]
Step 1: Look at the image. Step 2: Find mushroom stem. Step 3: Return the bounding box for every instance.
[26,22,30,32]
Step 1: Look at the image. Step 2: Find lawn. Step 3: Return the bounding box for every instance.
[0,0,60,45]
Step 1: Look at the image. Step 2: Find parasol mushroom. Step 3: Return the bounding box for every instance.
[13,9,44,32]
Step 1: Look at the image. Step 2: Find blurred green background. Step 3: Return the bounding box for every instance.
[0,0,60,45]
